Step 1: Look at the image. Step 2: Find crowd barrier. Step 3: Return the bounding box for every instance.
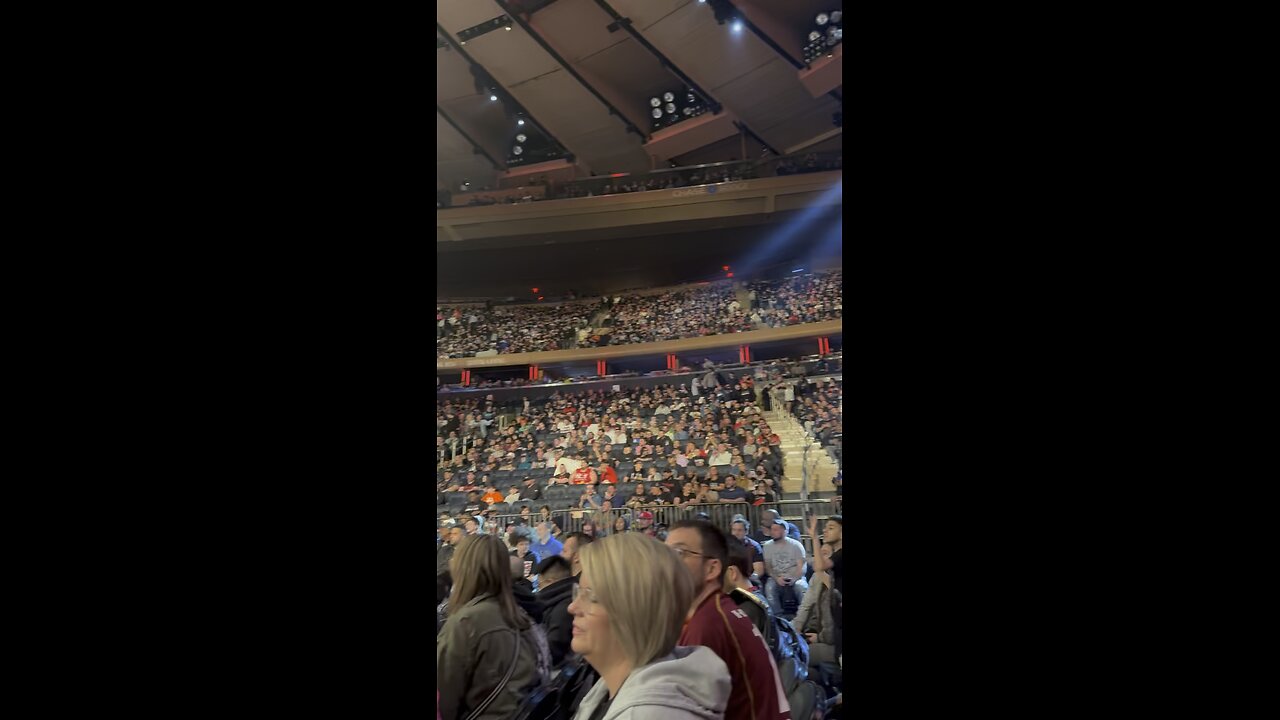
[475,498,841,536]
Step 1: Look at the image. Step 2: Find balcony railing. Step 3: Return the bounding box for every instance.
[436,151,841,208]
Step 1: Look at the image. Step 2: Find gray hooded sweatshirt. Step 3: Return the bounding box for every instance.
[573,646,730,720]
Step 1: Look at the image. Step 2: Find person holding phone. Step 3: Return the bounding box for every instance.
[761,519,808,616]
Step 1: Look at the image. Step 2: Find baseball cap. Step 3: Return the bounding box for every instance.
[637,511,654,520]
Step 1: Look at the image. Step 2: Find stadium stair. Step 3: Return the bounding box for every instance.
[765,409,841,496]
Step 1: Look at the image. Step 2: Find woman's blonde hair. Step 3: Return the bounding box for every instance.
[578,533,694,667]
[447,534,531,630]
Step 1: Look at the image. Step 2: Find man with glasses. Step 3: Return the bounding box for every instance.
[665,519,791,720]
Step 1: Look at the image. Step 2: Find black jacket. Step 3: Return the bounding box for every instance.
[512,578,542,623]
[536,577,575,666]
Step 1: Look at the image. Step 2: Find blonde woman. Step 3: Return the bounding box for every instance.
[437,534,550,720]
[570,533,730,719]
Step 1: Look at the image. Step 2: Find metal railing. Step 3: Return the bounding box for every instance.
[463,499,840,541]
[553,159,756,200]
[548,151,840,201]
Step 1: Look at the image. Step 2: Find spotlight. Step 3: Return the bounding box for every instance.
[516,134,527,143]
[663,92,675,103]
[513,146,523,155]
[651,108,663,119]
[665,102,677,114]
[505,25,512,31]
[816,12,829,25]
[830,10,842,23]
[650,97,661,107]
[517,119,525,126]
[732,20,743,32]
[490,94,498,101]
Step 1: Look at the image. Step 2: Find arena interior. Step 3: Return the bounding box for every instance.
[437,2,843,718]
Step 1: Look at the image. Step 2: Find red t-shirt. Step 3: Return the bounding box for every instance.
[570,467,596,484]
[597,466,618,484]
[679,593,791,720]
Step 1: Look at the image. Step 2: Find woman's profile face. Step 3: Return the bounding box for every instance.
[568,573,616,662]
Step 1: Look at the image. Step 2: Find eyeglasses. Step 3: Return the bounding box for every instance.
[571,583,602,613]
[670,546,708,560]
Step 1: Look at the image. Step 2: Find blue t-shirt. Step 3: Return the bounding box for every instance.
[530,536,563,559]
[717,487,749,501]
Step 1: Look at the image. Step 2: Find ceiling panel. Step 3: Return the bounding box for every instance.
[457,22,564,85]
[437,112,499,191]
[575,39,675,122]
[436,0,512,33]
[532,0,624,63]
[618,0,689,29]
[439,0,650,176]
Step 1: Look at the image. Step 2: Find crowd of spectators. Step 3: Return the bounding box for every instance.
[773,153,842,175]
[436,303,594,359]
[791,376,843,475]
[600,283,756,345]
[435,370,847,718]
[435,271,842,358]
[436,375,789,515]
[747,270,843,328]
[459,193,541,206]
[554,165,753,200]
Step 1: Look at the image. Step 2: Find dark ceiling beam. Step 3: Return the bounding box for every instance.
[733,121,780,157]
[590,0,723,114]
[437,105,503,170]
[436,22,572,163]
[491,0,647,140]
[712,0,805,70]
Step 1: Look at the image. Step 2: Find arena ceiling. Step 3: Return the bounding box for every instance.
[436,0,843,191]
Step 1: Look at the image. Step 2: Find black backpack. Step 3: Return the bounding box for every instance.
[512,655,597,720]
[736,588,810,693]
[768,611,810,695]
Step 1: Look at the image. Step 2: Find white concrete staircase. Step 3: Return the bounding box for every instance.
[764,408,841,496]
